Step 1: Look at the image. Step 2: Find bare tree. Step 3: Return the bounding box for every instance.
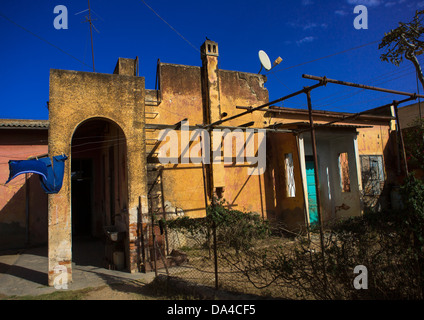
[379,10,424,91]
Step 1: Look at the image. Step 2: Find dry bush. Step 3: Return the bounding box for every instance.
[165,178,424,299]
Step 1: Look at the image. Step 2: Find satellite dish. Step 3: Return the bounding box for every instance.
[258,50,272,73]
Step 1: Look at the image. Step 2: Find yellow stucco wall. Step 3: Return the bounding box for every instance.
[48,69,147,285]
[145,63,270,220]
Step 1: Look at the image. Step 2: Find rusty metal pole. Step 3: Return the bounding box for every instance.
[200,134,212,259]
[207,129,219,290]
[305,89,327,284]
[303,74,424,99]
[212,210,218,290]
[203,124,219,289]
[159,169,170,256]
[202,82,325,130]
[393,101,409,176]
[138,196,146,272]
[150,196,158,277]
[296,96,416,135]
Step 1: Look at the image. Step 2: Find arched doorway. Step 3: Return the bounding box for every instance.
[48,68,147,286]
[71,118,128,268]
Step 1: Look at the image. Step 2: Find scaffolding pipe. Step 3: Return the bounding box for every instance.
[236,105,394,121]
[146,123,294,133]
[305,91,325,242]
[295,96,417,134]
[202,82,326,130]
[305,88,328,287]
[303,74,424,98]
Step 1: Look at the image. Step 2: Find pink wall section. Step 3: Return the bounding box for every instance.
[0,129,48,249]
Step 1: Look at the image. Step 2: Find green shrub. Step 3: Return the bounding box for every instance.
[166,198,269,252]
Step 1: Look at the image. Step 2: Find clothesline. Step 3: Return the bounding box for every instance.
[0,135,128,160]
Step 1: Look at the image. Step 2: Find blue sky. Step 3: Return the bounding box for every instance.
[0,0,423,120]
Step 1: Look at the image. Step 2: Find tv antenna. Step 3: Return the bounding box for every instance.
[258,50,283,74]
[76,0,101,72]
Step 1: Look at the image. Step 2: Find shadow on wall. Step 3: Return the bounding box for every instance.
[0,175,48,251]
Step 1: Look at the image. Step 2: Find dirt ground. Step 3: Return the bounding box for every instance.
[83,283,155,300]
[1,282,168,300]
[1,275,266,300]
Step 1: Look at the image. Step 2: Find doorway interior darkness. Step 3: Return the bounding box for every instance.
[71,118,128,268]
[71,158,93,238]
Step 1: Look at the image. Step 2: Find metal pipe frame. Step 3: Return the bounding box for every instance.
[303,74,424,98]
[201,81,326,130]
[295,96,417,134]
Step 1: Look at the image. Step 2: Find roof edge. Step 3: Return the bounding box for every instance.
[0,119,49,129]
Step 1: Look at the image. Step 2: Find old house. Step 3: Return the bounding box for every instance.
[0,40,401,287]
[263,106,398,226]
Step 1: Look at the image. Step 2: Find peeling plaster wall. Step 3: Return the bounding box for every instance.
[219,70,268,128]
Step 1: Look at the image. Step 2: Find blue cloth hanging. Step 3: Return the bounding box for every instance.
[6,159,48,184]
[5,155,68,194]
[38,155,68,194]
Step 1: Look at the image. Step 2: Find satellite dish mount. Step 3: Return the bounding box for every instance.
[258,50,282,74]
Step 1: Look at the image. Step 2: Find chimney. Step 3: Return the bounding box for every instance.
[201,40,221,125]
[113,57,139,76]
[201,40,225,197]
